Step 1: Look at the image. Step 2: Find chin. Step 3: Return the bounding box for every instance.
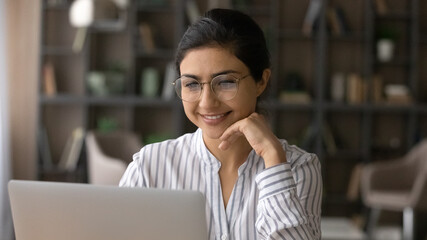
[201,125,227,141]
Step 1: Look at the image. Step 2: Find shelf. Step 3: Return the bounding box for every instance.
[323,102,368,112]
[234,5,271,16]
[43,2,70,11]
[325,149,363,160]
[278,29,313,41]
[135,48,175,59]
[135,4,175,13]
[263,100,315,111]
[40,94,178,107]
[370,103,416,112]
[327,32,365,42]
[42,46,76,55]
[40,94,86,104]
[87,96,178,107]
[374,59,411,67]
[375,12,412,21]
[37,0,427,218]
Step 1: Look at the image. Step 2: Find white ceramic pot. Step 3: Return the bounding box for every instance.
[377,39,395,62]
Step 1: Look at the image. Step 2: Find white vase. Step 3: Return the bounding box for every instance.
[141,68,159,97]
[377,39,395,62]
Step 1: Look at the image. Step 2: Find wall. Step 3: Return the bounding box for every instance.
[6,0,40,180]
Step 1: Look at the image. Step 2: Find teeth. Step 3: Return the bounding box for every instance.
[204,114,225,120]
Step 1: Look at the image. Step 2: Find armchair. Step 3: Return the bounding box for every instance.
[85,130,142,185]
[360,139,427,240]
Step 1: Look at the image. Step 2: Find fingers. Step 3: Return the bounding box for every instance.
[219,112,266,151]
[219,122,244,150]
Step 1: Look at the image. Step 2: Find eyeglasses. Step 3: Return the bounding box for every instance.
[172,74,250,102]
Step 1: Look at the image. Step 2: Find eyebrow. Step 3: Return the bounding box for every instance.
[180,70,241,80]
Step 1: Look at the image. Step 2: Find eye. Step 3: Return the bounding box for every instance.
[182,79,201,91]
[214,77,237,90]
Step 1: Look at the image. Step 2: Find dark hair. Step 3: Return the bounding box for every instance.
[175,8,271,83]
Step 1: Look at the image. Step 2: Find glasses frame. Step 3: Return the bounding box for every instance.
[172,74,251,102]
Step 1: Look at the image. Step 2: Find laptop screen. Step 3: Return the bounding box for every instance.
[8,180,208,240]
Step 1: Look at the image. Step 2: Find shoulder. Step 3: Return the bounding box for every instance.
[133,131,198,162]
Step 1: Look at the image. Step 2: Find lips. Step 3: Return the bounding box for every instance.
[203,114,225,120]
[200,112,230,124]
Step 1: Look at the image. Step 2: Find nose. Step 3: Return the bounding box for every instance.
[198,82,219,107]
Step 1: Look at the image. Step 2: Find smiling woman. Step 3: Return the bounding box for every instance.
[120,8,322,240]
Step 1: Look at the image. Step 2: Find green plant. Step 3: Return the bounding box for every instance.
[376,25,399,41]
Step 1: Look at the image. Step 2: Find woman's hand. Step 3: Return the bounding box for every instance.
[219,112,287,167]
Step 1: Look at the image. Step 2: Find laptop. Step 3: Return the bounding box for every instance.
[8,180,208,240]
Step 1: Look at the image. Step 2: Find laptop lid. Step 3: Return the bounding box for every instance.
[8,180,208,240]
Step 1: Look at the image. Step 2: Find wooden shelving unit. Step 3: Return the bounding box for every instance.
[37,0,427,218]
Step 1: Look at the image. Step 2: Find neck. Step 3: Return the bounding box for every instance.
[203,134,252,171]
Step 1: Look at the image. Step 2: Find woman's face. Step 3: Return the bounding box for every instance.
[179,46,268,141]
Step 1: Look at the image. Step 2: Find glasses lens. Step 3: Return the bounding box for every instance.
[212,75,239,101]
[175,77,201,102]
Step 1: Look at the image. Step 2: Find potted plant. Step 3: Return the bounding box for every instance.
[376,25,398,62]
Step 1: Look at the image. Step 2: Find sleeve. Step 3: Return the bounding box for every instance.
[119,150,147,187]
[255,153,322,240]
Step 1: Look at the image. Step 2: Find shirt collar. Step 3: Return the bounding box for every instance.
[194,128,221,169]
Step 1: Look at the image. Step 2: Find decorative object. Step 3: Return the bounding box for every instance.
[86,69,125,96]
[377,39,394,62]
[331,72,345,102]
[376,26,398,62]
[279,72,311,104]
[384,84,412,105]
[69,0,129,52]
[141,67,159,97]
[97,117,119,133]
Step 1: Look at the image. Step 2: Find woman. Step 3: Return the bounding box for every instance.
[120,8,322,240]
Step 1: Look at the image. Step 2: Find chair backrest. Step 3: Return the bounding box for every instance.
[406,139,427,210]
[405,139,427,165]
[86,131,142,185]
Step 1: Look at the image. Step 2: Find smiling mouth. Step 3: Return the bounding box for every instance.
[201,111,231,121]
[204,114,225,120]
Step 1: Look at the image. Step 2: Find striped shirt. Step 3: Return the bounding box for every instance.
[119,128,322,240]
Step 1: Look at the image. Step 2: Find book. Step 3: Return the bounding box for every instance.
[162,62,177,100]
[327,6,349,36]
[347,163,363,201]
[58,127,85,171]
[299,123,317,151]
[322,123,337,155]
[186,0,201,24]
[346,73,365,104]
[72,27,87,53]
[208,0,231,9]
[279,91,311,104]
[302,0,322,36]
[327,7,341,36]
[374,0,389,15]
[37,127,53,170]
[372,75,384,103]
[331,72,346,102]
[43,61,57,96]
[334,7,350,35]
[139,22,156,53]
[384,84,412,105]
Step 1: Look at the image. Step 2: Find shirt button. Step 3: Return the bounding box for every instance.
[221,234,228,240]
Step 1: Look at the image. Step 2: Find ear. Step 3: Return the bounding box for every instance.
[256,69,271,97]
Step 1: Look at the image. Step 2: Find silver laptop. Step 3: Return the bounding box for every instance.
[8,180,208,240]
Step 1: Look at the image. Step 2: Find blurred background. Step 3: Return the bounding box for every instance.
[2,0,427,239]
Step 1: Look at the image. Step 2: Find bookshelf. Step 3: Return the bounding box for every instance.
[38,0,427,218]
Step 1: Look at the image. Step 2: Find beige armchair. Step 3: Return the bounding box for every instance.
[361,139,427,240]
[85,131,142,185]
